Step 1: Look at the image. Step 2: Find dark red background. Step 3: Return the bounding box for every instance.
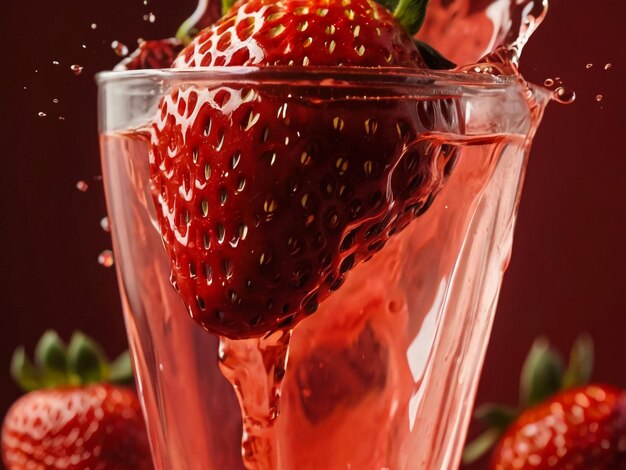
[0,0,623,468]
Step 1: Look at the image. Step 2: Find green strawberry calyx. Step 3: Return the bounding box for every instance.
[462,334,595,464]
[10,330,134,392]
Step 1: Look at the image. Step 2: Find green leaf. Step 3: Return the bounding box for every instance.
[562,334,594,389]
[10,347,42,392]
[67,332,109,385]
[394,0,429,36]
[520,338,564,407]
[414,40,456,70]
[35,330,67,386]
[474,404,517,430]
[109,350,134,385]
[462,428,502,465]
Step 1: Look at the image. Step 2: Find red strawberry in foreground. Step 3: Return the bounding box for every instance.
[464,336,626,469]
[492,385,626,469]
[1,331,152,470]
[149,0,459,338]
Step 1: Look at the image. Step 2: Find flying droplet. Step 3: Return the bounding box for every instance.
[586,63,593,69]
[100,217,110,232]
[91,23,97,29]
[604,63,612,70]
[58,116,66,121]
[596,94,603,102]
[76,180,89,192]
[143,12,156,23]
[111,40,129,57]
[543,78,554,88]
[52,60,59,65]
[98,250,114,267]
[52,98,59,104]
[38,112,47,117]
[70,64,84,75]
[554,87,576,104]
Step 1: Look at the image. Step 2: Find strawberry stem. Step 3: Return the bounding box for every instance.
[393,0,429,36]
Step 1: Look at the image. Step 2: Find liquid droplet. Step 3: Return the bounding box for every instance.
[586,63,593,69]
[543,78,554,88]
[52,60,59,65]
[98,250,114,267]
[596,94,603,102]
[71,64,84,75]
[605,63,612,70]
[111,40,129,57]
[100,216,110,232]
[91,23,97,30]
[143,12,156,23]
[38,112,47,117]
[58,116,66,121]
[554,87,576,104]
[52,98,59,104]
[76,180,89,192]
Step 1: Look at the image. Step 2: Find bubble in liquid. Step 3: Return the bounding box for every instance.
[544,78,555,87]
[71,64,84,75]
[111,40,129,57]
[554,87,576,104]
[76,180,89,192]
[38,112,47,117]
[586,63,593,69]
[98,250,114,268]
[605,63,612,70]
[596,94,603,102]
[100,216,110,232]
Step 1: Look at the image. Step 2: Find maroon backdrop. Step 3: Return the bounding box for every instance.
[0,0,623,468]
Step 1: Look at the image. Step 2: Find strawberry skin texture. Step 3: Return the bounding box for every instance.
[150,0,452,338]
[174,0,426,68]
[491,385,626,470]
[2,385,152,470]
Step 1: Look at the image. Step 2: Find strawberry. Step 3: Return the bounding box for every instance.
[464,336,626,469]
[491,385,626,469]
[115,39,183,71]
[1,331,152,470]
[149,0,456,338]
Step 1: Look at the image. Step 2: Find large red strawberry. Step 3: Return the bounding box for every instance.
[149,0,459,338]
[464,336,626,469]
[1,331,152,470]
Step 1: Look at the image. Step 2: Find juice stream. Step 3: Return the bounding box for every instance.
[208,1,559,469]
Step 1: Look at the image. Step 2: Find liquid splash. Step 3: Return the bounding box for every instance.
[218,331,291,469]
[100,216,111,232]
[111,40,129,57]
[98,249,114,267]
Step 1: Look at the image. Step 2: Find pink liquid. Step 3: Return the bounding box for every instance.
[101,119,539,468]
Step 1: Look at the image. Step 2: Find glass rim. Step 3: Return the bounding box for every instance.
[96,65,523,92]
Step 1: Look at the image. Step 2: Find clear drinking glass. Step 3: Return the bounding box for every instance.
[97,68,549,470]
